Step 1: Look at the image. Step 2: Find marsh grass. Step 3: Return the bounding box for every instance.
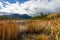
[0,20,20,40]
[23,19,60,40]
[0,19,60,40]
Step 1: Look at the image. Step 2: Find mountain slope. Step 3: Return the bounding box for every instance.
[47,12,60,18]
[4,14,31,18]
[0,13,32,20]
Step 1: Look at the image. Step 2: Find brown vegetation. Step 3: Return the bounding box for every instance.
[0,19,60,40]
[24,19,60,40]
[0,20,20,40]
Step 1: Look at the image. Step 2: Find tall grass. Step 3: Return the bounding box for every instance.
[0,20,20,40]
[24,20,60,40]
[0,20,60,40]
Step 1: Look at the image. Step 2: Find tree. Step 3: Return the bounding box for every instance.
[40,12,44,17]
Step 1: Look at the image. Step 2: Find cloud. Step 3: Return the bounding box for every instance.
[0,0,60,16]
[0,2,4,9]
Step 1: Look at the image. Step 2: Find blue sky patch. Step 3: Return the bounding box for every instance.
[0,0,29,3]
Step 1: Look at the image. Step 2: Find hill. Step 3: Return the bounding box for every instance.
[0,14,32,20]
[31,12,60,20]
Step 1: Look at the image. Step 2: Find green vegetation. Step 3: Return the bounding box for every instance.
[31,12,60,20]
[0,16,24,20]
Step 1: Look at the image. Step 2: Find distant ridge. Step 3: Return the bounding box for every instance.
[1,14,32,19]
[0,12,32,19]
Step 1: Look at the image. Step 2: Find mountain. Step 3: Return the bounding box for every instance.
[0,12,32,20]
[0,12,60,20]
[2,14,32,19]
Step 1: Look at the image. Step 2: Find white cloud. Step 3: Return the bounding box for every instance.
[0,0,60,16]
[0,2,4,9]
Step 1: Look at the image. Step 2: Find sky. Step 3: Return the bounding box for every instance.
[0,0,60,16]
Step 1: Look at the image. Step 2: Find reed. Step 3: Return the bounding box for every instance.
[0,20,20,40]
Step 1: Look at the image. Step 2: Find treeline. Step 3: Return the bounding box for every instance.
[0,16,22,20]
[31,12,60,20]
